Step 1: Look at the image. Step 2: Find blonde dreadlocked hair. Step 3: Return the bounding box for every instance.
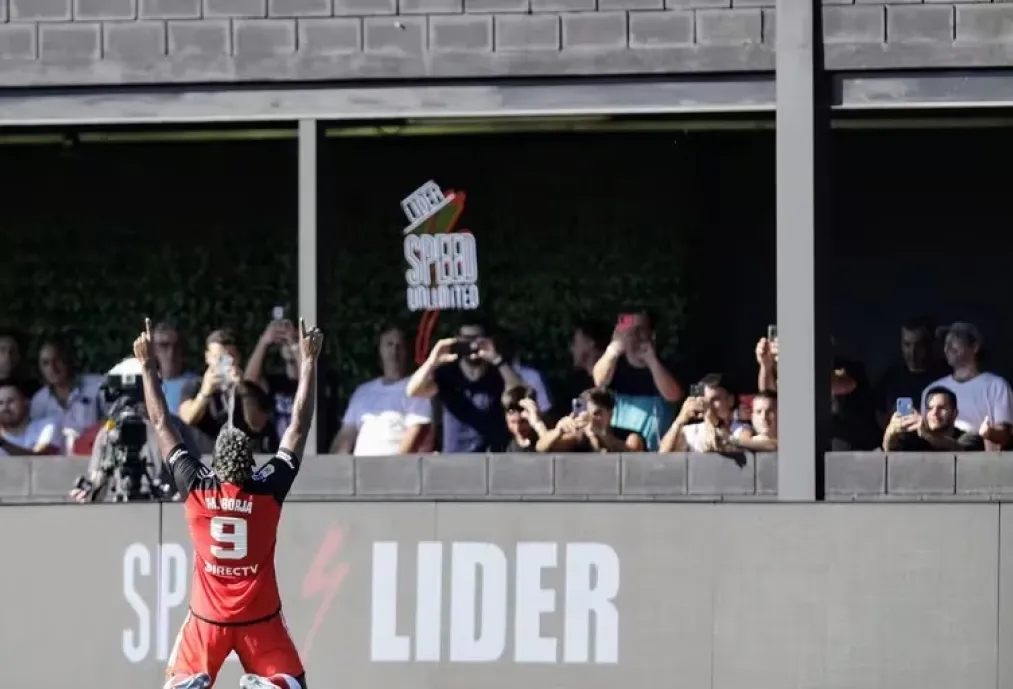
[212,426,256,485]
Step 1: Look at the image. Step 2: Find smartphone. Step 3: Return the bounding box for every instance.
[768,324,778,342]
[218,353,234,378]
[451,340,475,359]
[272,305,285,322]
[690,383,704,397]
[896,397,915,417]
[617,313,636,333]
[571,397,586,415]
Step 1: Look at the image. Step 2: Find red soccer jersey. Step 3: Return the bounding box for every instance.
[166,445,302,625]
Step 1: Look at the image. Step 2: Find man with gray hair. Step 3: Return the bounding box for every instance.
[134,316,323,689]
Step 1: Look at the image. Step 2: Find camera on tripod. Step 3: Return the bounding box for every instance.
[73,358,172,503]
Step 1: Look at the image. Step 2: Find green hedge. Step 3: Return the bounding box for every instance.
[2,135,702,412]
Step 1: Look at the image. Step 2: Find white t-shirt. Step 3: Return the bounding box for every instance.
[342,377,432,456]
[681,421,749,452]
[30,374,105,435]
[0,417,62,456]
[515,362,553,412]
[921,372,1013,433]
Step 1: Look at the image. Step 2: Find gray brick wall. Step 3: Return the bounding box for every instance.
[4,452,779,503]
[8,452,1013,504]
[0,0,1010,87]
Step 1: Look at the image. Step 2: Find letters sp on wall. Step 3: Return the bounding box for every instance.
[121,540,620,666]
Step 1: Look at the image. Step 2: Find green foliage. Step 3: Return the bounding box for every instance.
[1,135,703,413]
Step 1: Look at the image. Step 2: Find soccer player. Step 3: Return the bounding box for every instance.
[133,316,324,689]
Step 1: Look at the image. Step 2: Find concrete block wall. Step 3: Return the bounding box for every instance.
[826,452,1013,501]
[6,451,1013,503]
[2,452,779,502]
[0,0,1010,87]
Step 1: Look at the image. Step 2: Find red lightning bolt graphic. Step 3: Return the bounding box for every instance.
[301,526,350,659]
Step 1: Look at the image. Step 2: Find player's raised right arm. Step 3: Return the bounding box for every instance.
[137,318,206,498]
[136,318,184,457]
[279,318,325,462]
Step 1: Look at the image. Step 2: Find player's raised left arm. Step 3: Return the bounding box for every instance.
[279,318,324,462]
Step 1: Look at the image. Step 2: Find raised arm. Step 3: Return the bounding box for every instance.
[136,318,184,459]
[279,318,324,459]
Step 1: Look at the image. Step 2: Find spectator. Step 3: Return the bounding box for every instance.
[329,325,432,456]
[660,373,748,452]
[756,335,879,450]
[245,318,301,444]
[883,386,984,452]
[178,329,274,452]
[151,321,200,415]
[0,331,37,396]
[536,387,629,453]
[874,317,947,424]
[30,337,104,436]
[556,319,610,419]
[592,310,683,451]
[496,329,552,415]
[502,385,548,452]
[735,390,778,451]
[0,379,61,456]
[921,322,1013,450]
[406,319,523,453]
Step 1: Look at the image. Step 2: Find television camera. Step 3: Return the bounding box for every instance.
[74,358,172,502]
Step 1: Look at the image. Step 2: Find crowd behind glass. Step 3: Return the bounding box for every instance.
[0,312,1006,464]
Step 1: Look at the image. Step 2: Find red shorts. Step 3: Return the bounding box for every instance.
[167,612,304,683]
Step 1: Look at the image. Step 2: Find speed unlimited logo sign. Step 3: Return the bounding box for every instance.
[401,180,479,312]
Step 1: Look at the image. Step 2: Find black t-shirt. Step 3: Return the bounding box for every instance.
[875,363,949,416]
[553,370,595,420]
[264,373,297,446]
[610,356,679,397]
[181,379,277,452]
[831,356,880,451]
[505,436,537,453]
[434,363,509,453]
[892,428,985,452]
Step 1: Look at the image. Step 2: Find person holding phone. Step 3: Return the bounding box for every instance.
[405,319,524,452]
[882,386,983,451]
[179,329,274,451]
[536,387,628,453]
[659,374,747,453]
[591,310,683,451]
[245,311,304,445]
[502,385,547,452]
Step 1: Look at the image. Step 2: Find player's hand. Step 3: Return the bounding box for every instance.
[133,318,154,366]
[69,488,89,503]
[298,318,324,361]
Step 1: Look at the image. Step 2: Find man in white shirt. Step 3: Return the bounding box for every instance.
[30,338,104,436]
[921,322,1013,449]
[330,326,432,456]
[0,379,61,456]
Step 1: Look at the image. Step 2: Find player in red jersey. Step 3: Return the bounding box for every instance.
[134,316,323,689]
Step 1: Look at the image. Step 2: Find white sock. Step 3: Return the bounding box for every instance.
[273,674,301,689]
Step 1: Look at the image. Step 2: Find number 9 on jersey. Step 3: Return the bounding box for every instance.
[209,516,249,560]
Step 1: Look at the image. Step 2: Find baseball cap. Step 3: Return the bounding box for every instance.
[937,321,983,346]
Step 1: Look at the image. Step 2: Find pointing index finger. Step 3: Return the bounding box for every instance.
[145,318,152,338]
[299,318,306,339]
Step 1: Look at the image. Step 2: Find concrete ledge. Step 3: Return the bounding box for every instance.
[826,452,886,499]
[12,452,1013,503]
[887,452,956,496]
[6,452,779,502]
